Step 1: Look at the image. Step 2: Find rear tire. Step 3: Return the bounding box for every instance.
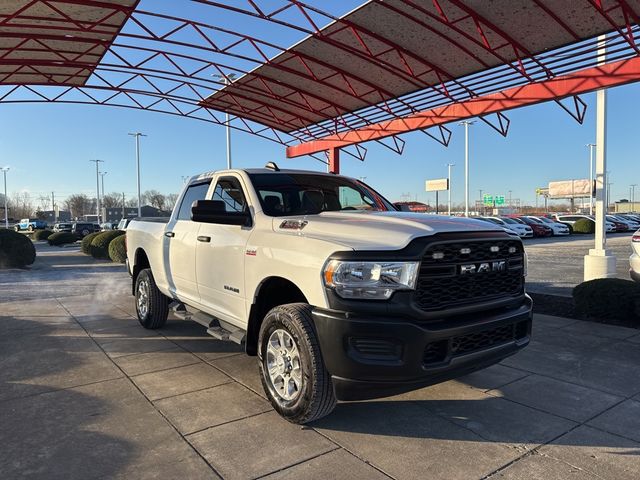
[28,225,34,232]
[135,268,169,329]
[258,303,336,424]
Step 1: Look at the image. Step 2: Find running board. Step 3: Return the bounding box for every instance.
[170,302,246,345]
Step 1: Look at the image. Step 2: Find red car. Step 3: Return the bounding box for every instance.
[516,216,553,237]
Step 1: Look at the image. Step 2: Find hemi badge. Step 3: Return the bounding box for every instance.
[245,248,257,256]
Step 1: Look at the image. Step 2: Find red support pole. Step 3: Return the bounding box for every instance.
[328,147,340,174]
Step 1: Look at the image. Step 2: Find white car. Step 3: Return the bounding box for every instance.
[554,214,615,233]
[525,216,570,236]
[486,217,533,238]
[631,229,640,282]
[126,165,532,423]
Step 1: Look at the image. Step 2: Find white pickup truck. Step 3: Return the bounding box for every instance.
[126,164,532,424]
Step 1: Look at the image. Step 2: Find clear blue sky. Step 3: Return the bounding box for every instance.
[1,0,639,208]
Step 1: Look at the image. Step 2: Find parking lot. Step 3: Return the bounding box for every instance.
[0,242,639,480]
[525,232,635,296]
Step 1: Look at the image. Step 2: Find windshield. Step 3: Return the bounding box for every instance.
[249,173,396,216]
[526,217,543,224]
[538,217,553,223]
[500,217,518,225]
[485,217,504,225]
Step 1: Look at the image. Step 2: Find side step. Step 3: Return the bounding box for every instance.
[170,301,246,345]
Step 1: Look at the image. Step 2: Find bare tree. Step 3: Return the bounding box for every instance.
[165,193,179,210]
[125,196,138,208]
[37,195,51,212]
[10,191,34,219]
[64,194,93,219]
[144,189,166,210]
[102,192,123,209]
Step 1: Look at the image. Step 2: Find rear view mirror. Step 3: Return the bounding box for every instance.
[191,200,252,226]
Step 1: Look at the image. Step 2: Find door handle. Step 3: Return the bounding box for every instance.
[165,231,175,238]
[197,235,211,243]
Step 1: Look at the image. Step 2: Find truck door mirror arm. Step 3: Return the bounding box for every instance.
[191,200,252,227]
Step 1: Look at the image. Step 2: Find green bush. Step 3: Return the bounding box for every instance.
[572,218,595,234]
[33,229,53,241]
[0,229,36,268]
[90,230,125,259]
[573,278,640,324]
[81,232,101,255]
[108,234,127,263]
[48,232,78,246]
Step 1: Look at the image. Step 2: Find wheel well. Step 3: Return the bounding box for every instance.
[131,248,150,295]
[246,277,308,356]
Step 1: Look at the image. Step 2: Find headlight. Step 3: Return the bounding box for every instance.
[323,260,420,300]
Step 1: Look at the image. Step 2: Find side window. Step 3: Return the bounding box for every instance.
[212,177,247,213]
[177,182,211,220]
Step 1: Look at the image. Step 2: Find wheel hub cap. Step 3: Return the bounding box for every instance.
[137,280,149,318]
[266,329,302,401]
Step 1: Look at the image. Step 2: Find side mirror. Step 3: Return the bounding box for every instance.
[191,200,252,226]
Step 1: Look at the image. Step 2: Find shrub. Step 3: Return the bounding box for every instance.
[573,278,640,324]
[33,229,53,241]
[573,218,595,234]
[0,229,36,268]
[108,234,127,263]
[48,232,78,246]
[81,232,101,255]
[90,230,125,259]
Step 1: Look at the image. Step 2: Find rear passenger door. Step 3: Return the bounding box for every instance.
[164,180,211,304]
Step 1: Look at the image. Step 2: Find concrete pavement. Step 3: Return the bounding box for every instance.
[1,243,639,479]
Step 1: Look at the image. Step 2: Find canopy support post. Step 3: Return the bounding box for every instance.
[328,147,340,174]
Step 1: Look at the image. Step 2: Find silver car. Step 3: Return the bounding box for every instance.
[631,229,640,282]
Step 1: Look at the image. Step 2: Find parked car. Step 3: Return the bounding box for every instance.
[609,215,640,231]
[53,222,72,233]
[117,218,133,230]
[13,218,47,232]
[100,222,118,231]
[127,165,532,424]
[553,214,615,233]
[605,215,629,232]
[474,217,519,236]
[523,216,570,236]
[71,222,100,237]
[485,217,533,238]
[516,216,553,237]
[631,229,640,282]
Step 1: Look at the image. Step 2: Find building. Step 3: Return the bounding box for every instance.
[614,201,640,213]
[41,210,71,223]
[101,205,171,223]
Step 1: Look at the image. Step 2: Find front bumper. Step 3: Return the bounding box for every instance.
[630,253,640,282]
[312,295,532,401]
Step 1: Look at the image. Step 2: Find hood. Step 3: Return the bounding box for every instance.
[272,211,508,250]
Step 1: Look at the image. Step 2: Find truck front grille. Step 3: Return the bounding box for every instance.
[414,239,524,312]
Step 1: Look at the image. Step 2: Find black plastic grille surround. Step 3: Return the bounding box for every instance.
[415,239,524,312]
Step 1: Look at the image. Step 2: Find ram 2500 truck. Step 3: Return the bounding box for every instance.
[126,164,532,424]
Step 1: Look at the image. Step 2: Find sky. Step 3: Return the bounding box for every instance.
[1,0,639,209]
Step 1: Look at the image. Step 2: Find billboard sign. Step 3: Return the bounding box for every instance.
[548,179,594,199]
[425,178,449,192]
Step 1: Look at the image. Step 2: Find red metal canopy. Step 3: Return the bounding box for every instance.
[0,1,639,166]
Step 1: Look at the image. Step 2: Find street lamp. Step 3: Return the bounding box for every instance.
[586,143,596,214]
[213,73,237,169]
[508,190,513,209]
[100,171,108,199]
[459,121,475,217]
[631,184,637,212]
[89,160,104,223]
[128,132,147,217]
[446,163,454,216]
[1,166,8,229]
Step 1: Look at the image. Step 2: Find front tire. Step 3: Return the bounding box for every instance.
[28,225,34,232]
[135,268,169,329]
[258,303,336,424]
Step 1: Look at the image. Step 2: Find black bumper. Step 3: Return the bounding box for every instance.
[312,295,532,401]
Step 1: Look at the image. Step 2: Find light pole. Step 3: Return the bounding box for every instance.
[508,190,513,209]
[100,171,107,199]
[479,189,483,215]
[89,160,104,223]
[459,121,475,217]
[586,143,596,214]
[128,132,147,217]
[1,167,8,229]
[446,163,454,215]
[631,184,637,212]
[213,73,236,169]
